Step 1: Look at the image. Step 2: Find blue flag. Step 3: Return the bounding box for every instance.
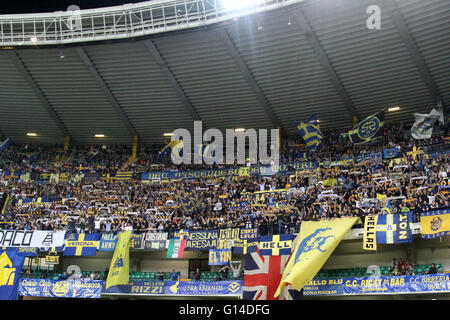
[296,115,323,151]
[258,234,295,256]
[0,248,26,300]
[376,212,412,244]
[383,148,400,159]
[337,176,347,185]
[160,140,184,162]
[349,111,384,144]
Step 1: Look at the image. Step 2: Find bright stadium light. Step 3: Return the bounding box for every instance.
[163,133,173,136]
[27,133,37,136]
[94,134,105,138]
[234,128,246,132]
[388,106,400,112]
[222,0,263,11]
[30,36,37,43]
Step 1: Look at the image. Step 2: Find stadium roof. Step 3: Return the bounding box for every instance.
[0,0,448,146]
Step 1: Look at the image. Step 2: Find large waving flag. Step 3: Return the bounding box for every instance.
[348,111,384,144]
[296,115,323,151]
[160,139,184,162]
[0,248,26,300]
[275,217,358,297]
[194,143,220,163]
[106,231,132,290]
[0,138,10,153]
[173,184,206,214]
[411,108,443,139]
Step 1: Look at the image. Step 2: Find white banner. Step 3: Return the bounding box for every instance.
[0,230,66,248]
[411,108,442,139]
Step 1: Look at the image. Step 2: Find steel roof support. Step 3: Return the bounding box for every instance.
[143,40,201,122]
[292,10,359,122]
[217,28,282,129]
[8,51,71,140]
[383,0,443,107]
[75,47,142,142]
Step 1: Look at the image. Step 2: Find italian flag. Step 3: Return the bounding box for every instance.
[167,239,186,258]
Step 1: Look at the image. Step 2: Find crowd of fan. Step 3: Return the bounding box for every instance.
[0,122,448,237]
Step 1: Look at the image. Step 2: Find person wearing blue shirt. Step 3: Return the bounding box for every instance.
[170,269,178,281]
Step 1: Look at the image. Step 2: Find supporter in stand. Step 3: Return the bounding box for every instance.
[425,263,438,275]
[193,268,201,281]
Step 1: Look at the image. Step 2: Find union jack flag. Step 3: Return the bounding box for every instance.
[243,237,303,300]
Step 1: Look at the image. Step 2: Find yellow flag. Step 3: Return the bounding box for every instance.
[420,209,450,239]
[106,231,132,289]
[274,217,357,297]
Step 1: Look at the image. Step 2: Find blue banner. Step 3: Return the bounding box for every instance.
[98,234,118,252]
[141,161,317,181]
[104,280,242,296]
[185,230,219,250]
[303,274,450,296]
[0,248,26,300]
[17,247,39,257]
[19,279,103,298]
[383,148,400,159]
[165,280,242,295]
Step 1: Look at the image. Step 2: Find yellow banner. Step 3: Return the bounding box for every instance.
[106,231,132,289]
[275,217,358,297]
[420,210,450,239]
[363,215,378,251]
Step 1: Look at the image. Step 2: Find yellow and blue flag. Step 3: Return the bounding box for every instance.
[106,231,132,289]
[296,115,323,151]
[275,217,358,297]
[375,212,413,244]
[337,176,347,185]
[0,248,26,300]
[349,111,384,144]
[0,138,10,153]
[258,234,295,256]
[194,143,220,163]
[63,233,100,256]
[377,194,392,214]
[233,240,258,255]
[173,185,205,214]
[173,229,190,240]
[160,139,184,162]
[421,209,450,239]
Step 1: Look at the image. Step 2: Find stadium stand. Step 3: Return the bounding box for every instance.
[0,0,449,303]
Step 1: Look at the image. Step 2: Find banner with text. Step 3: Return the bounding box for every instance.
[19,279,103,298]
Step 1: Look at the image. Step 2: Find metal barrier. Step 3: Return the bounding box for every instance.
[0,0,304,46]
